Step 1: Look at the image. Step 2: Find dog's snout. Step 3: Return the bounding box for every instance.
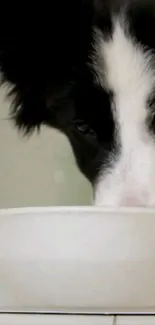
[120,195,145,207]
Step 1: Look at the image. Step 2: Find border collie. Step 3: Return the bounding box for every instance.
[0,0,155,206]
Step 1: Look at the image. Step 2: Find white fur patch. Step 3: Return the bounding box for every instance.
[94,19,155,207]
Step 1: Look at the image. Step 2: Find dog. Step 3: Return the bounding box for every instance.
[0,0,155,206]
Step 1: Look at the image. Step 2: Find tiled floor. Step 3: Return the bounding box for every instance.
[1,314,155,325]
[0,314,113,325]
[116,316,155,324]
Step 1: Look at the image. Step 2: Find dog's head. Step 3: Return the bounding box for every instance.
[1,0,155,206]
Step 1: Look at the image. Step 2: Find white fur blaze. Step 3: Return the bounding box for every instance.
[94,19,155,207]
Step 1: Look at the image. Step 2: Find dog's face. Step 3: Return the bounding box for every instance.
[1,0,155,206]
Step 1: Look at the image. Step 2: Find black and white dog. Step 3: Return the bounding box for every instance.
[1,0,155,206]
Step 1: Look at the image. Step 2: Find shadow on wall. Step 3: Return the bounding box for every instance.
[0,87,92,208]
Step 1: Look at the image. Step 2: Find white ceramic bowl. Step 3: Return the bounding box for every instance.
[0,206,155,314]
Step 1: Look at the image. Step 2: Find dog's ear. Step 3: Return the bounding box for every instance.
[0,0,92,134]
[0,40,61,134]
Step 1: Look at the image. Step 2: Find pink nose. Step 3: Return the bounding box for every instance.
[121,196,144,207]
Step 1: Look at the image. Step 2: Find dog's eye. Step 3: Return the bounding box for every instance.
[73,119,96,136]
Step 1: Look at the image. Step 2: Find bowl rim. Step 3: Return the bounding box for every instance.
[1,206,155,215]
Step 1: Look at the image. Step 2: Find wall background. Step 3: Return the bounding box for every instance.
[0,87,92,208]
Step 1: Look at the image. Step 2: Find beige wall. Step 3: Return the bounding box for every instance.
[0,87,92,208]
